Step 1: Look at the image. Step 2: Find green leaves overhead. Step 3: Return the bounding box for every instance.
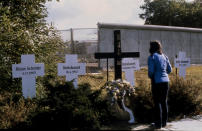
[0,0,64,91]
[139,0,202,28]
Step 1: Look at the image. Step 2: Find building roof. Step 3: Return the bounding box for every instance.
[98,22,202,33]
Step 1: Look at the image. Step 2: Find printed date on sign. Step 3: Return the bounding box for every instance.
[66,70,78,74]
[22,71,36,75]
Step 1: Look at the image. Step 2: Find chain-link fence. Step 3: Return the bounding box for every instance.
[57,28,100,73]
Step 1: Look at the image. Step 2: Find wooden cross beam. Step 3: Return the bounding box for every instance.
[94,52,140,59]
[95,30,140,80]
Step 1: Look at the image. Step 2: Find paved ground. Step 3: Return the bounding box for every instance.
[101,115,202,130]
[131,115,202,131]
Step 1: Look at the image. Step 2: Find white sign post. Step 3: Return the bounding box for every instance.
[122,58,140,87]
[58,54,86,88]
[174,52,190,78]
[12,55,44,98]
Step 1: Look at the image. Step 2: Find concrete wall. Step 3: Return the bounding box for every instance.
[97,23,202,67]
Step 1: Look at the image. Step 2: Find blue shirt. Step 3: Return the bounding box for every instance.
[148,53,172,83]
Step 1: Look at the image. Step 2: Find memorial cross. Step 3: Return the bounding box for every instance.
[12,55,44,98]
[174,51,190,78]
[122,58,140,87]
[95,30,140,80]
[58,54,86,88]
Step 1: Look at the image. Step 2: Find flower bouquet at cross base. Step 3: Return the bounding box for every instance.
[102,79,136,123]
[102,79,136,105]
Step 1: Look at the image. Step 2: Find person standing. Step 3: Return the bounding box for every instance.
[148,40,172,129]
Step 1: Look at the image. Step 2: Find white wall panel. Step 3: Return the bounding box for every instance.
[97,23,202,67]
[121,29,139,52]
[99,28,114,52]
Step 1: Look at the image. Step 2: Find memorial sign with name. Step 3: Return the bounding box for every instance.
[122,58,140,86]
[12,55,44,98]
[174,51,190,78]
[58,54,86,88]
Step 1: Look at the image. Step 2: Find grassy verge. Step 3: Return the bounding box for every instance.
[0,66,201,129]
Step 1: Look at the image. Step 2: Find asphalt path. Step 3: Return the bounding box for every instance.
[101,115,202,130]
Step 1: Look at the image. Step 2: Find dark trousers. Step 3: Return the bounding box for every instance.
[152,82,169,127]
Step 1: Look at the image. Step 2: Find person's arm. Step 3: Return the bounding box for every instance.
[166,60,172,74]
[164,55,172,74]
[148,56,155,79]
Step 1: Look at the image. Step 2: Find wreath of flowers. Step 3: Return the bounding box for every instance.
[102,79,136,105]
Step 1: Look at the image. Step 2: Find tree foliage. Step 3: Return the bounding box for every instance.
[0,0,64,92]
[139,0,202,28]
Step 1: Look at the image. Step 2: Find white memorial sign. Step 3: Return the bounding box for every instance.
[122,58,140,86]
[174,51,190,78]
[12,55,44,98]
[58,54,86,88]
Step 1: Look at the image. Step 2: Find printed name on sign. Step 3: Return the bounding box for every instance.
[63,66,80,69]
[15,66,42,76]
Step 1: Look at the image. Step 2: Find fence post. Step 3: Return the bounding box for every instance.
[70,28,75,54]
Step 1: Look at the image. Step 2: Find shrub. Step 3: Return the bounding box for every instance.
[128,76,202,123]
[168,77,202,119]
[1,69,202,129]
[0,91,37,129]
[15,81,114,130]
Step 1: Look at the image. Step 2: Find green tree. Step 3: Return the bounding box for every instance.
[139,0,202,28]
[0,0,64,92]
[0,1,68,128]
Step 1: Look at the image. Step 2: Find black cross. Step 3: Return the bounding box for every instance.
[95,30,140,80]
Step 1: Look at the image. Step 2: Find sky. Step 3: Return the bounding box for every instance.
[45,0,194,41]
[45,0,146,30]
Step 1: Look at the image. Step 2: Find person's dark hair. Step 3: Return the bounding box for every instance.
[149,40,162,55]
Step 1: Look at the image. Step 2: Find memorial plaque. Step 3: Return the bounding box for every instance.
[174,52,190,78]
[122,58,140,86]
[58,54,86,88]
[12,55,44,98]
